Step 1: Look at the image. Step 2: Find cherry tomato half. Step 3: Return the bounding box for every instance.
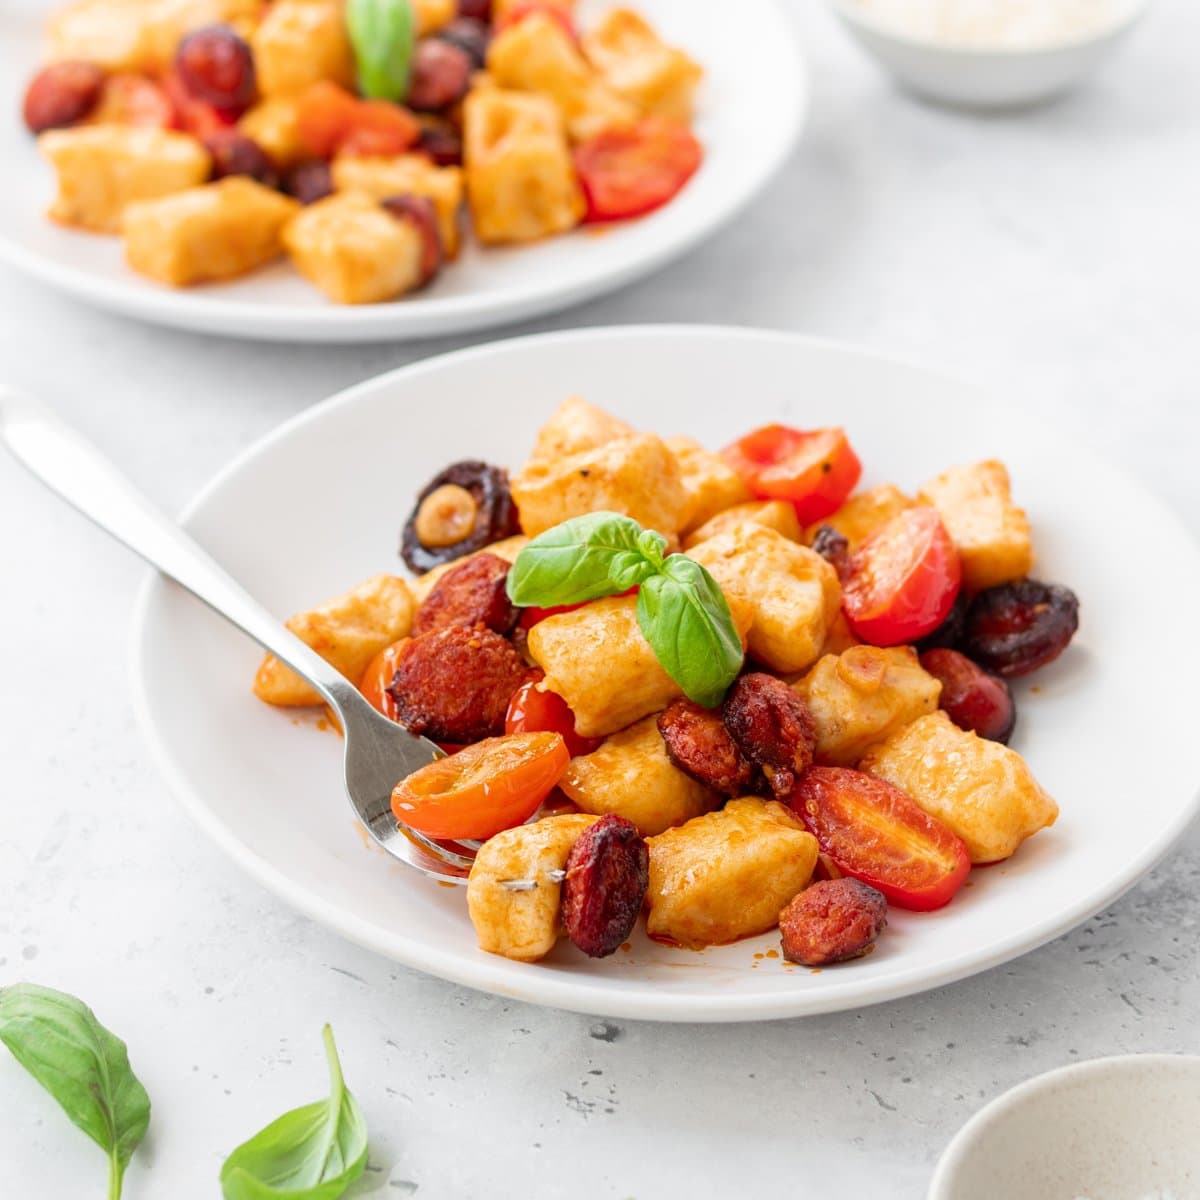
[841,506,961,646]
[789,766,970,912]
[574,119,702,224]
[163,69,237,139]
[721,425,862,525]
[505,674,601,758]
[390,731,569,840]
[296,80,360,158]
[338,99,421,157]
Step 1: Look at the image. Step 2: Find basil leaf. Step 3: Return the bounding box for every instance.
[637,555,744,708]
[220,1025,368,1200]
[0,982,150,1200]
[507,512,663,606]
[346,0,415,101]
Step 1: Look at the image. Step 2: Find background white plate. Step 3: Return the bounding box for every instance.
[0,1,804,343]
[132,326,1200,1022]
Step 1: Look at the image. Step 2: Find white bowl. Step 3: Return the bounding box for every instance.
[929,1054,1200,1200]
[829,0,1149,108]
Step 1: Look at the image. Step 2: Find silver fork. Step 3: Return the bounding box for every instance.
[0,386,475,884]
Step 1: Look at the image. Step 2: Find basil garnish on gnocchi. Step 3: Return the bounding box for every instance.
[251,398,1078,968]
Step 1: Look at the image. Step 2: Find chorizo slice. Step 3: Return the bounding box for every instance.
[779,878,888,967]
[722,672,817,797]
[388,624,528,743]
[412,551,518,637]
[657,698,755,798]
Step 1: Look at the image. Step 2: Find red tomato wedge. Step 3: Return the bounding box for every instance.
[163,70,236,138]
[338,99,420,157]
[505,674,601,758]
[842,506,961,646]
[391,731,569,841]
[789,767,970,911]
[574,119,702,223]
[296,80,360,158]
[359,639,409,722]
[722,425,862,525]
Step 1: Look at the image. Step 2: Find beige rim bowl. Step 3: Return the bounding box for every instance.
[929,1054,1200,1200]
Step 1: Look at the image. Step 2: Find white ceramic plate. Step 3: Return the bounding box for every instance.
[929,1054,1200,1199]
[0,2,803,343]
[131,326,1200,1022]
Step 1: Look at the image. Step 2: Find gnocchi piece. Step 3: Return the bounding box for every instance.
[818,607,862,657]
[526,596,683,738]
[688,525,841,675]
[253,573,415,707]
[682,500,802,551]
[251,0,354,97]
[665,435,752,534]
[238,95,308,171]
[331,153,465,258]
[283,191,425,305]
[467,813,598,962]
[645,799,818,949]
[510,433,690,539]
[40,125,211,234]
[409,535,529,606]
[918,461,1034,593]
[795,645,942,766]
[860,711,1058,864]
[46,0,258,72]
[559,715,719,836]
[486,12,637,142]
[528,396,634,464]
[463,87,584,244]
[806,483,914,551]
[581,8,703,122]
[124,178,299,286]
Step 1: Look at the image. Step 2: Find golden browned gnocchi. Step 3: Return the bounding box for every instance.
[254,573,415,707]
[859,711,1059,863]
[467,814,599,962]
[646,799,818,949]
[682,499,803,550]
[795,645,942,767]
[688,525,841,674]
[559,715,719,835]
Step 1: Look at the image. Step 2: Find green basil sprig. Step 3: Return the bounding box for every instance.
[508,512,744,708]
[346,0,416,102]
[0,983,151,1200]
[220,1025,368,1200]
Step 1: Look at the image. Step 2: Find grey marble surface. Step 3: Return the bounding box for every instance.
[2,2,1198,1196]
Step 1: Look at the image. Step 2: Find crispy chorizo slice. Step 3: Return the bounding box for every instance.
[722,672,816,797]
[657,698,756,798]
[412,551,518,637]
[779,878,888,967]
[388,624,528,743]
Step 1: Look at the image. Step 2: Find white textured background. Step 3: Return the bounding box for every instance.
[2,2,1198,1197]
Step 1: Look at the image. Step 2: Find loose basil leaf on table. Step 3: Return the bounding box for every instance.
[0,982,151,1200]
[507,512,666,606]
[220,1025,368,1200]
[637,555,744,709]
[346,0,415,101]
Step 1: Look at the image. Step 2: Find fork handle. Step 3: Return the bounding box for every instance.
[0,385,364,714]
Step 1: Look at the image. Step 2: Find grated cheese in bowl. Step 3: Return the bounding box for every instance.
[847,0,1133,50]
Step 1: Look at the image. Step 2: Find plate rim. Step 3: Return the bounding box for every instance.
[0,0,806,343]
[128,323,1200,1022]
